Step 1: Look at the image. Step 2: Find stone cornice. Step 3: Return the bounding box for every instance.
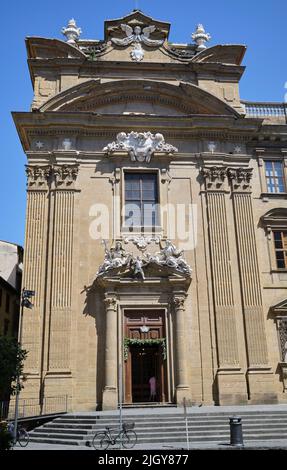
[13,112,266,152]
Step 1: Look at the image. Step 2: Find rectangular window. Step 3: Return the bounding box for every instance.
[5,293,10,313]
[274,231,287,269]
[265,161,285,193]
[124,173,158,228]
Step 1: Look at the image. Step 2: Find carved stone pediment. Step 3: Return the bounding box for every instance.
[104,10,169,43]
[103,132,178,162]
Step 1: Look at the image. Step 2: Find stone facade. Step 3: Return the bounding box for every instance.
[13,11,287,410]
[0,241,23,338]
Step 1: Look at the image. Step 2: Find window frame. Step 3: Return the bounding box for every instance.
[273,231,287,270]
[261,208,287,273]
[122,169,161,233]
[256,150,287,198]
[264,160,286,194]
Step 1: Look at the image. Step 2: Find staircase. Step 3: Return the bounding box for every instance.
[29,408,287,446]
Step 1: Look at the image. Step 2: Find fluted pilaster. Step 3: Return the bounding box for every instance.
[228,168,268,367]
[21,166,50,372]
[47,165,78,371]
[202,167,240,368]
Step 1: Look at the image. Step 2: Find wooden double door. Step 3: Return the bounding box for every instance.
[124,309,167,404]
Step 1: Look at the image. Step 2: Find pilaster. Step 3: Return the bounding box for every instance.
[21,166,51,385]
[47,165,79,374]
[201,166,247,404]
[228,168,277,403]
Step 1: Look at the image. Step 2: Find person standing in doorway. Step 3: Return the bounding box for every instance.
[149,376,156,401]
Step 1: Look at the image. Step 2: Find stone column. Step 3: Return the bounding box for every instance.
[228,168,277,403]
[201,167,247,404]
[173,293,191,405]
[102,295,118,410]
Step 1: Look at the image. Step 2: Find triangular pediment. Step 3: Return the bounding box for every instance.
[104,10,170,43]
[40,79,240,117]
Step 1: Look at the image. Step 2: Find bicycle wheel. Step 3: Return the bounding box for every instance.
[18,428,29,447]
[122,430,137,449]
[92,432,110,450]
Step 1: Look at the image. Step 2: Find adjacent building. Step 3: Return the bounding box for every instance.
[13,11,287,410]
[0,241,23,337]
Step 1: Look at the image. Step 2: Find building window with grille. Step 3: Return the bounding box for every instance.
[273,231,287,269]
[124,173,159,229]
[265,161,285,193]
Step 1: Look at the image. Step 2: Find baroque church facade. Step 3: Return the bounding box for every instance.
[13,11,287,411]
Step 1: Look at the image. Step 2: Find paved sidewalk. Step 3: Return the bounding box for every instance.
[12,439,287,451]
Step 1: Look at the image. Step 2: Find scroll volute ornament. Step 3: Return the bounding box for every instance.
[104,295,117,311]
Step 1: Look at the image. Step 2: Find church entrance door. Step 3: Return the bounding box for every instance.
[124,309,167,404]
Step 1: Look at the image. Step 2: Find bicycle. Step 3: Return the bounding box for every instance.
[8,423,29,447]
[92,422,137,450]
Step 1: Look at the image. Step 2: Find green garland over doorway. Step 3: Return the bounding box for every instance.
[123,338,167,361]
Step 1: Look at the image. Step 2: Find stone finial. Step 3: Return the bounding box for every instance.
[62,19,82,44]
[191,24,211,51]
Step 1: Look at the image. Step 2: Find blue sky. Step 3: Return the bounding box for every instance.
[1,0,286,246]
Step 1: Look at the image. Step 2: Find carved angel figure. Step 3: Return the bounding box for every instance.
[111,24,164,62]
[111,24,164,47]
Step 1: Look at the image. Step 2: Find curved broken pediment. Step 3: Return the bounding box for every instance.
[39,79,240,117]
[26,37,87,60]
[192,45,246,66]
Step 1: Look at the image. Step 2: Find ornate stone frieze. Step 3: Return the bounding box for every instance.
[111,24,164,61]
[228,168,253,192]
[103,132,178,163]
[97,240,192,280]
[201,166,227,191]
[26,165,51,188]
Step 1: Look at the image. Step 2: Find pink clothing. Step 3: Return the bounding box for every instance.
[149,376,156,395]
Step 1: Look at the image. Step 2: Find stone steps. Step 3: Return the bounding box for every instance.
[29,409,287,446]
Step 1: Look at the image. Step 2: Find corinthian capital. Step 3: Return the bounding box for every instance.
[228,167,253,192]
[172,294,186,310]
[201,166,227,191]
[26,165,51,188]
[104,295,118,311]
[53,165,79,188]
